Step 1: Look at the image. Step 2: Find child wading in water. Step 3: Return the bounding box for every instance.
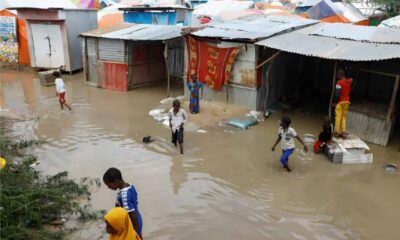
[169,99,187,154]
[54,71,72,110]
[272,116,308,172]
[103,168,143,239]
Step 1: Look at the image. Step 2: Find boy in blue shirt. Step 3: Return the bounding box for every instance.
[103,167,143,238]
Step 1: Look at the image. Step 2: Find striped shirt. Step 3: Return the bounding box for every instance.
[116,184,143,236]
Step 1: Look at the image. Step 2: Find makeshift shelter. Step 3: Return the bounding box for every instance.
[80,23,184,93]
[0,9,30,65]
[70,0,100,9]
[186,15,318,109]
[121,5,192,26]
[8,0,97,71]
[301,0,369,25]
[98,4,126,28]
[379,15,400,29]
[192,0,254,26]
[256,23,400,146]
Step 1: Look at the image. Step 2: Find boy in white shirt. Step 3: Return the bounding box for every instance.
[54,71,72,111]
[272,116,308,172]
[168,99,187,154]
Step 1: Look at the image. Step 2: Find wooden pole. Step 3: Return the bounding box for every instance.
[256,51,281,69]
[328,60,338,118]
[164,42,170,97]
[386,75,400,124]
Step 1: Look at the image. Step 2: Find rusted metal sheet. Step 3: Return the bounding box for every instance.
[347,109,394,146]
[128,42,165,88]
[103,62,128,91]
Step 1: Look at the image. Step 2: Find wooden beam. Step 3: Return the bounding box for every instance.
[256,51,281,69]
[164,43,170,97]
[386,75,400,123]
[349,66,399,78]
[329,60,338,118]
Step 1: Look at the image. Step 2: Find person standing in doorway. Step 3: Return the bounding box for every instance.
[333,69,352,139]
[169,99,187,154]
[188,74,203,114]
[54,71,72,111]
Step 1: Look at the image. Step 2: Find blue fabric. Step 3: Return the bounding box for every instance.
[116,185,143,236]
[188,82,202,113]
[280,148,294,167]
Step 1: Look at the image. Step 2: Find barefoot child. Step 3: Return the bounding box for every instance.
[103,168,143,239]
[168,99,187,154]
[105,207,141,240]
[54,72,72,110]
[272,116,308,172]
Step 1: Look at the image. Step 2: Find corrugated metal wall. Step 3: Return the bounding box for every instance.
[99,39,126,63]
[65,10,97,71]
[201,84,257,109]
[347,110,394,146]
[86,38,98,85]
[167,38,184,78]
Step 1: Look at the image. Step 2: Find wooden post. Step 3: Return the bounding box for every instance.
[164,42,170,97]
[386,75,400,124]
[329,60,338,118]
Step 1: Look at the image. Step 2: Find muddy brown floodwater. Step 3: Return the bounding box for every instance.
[1,65,400,240]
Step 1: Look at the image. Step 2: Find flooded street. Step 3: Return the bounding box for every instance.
[1,66,400,240]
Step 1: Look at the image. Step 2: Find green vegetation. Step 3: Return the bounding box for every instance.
[368,0,400,17]
[0,118,102,240]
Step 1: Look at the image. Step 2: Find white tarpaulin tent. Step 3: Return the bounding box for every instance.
[379,15,400,29]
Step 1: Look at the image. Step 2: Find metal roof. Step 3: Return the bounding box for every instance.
[311,23,400,43]
[256,23,400,61]
[191,15,319,41]
[81,23,183,41]
[6,0,77,9]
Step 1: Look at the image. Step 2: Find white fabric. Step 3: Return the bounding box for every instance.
[168,108,187,132]
[278,127,297,150]
[55,78,66,94]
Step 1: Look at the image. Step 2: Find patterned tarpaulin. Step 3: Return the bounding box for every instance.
[70,0,100,9]
[187,36,240,91]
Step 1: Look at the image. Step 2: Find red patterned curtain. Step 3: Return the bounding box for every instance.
[187,36,240,91]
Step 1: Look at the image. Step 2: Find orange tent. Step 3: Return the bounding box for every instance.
[99,13,123,28]
[0,9,30,65]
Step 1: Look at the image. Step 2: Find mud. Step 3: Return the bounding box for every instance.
[1,65,400,240]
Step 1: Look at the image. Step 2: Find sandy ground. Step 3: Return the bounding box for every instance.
[1,65,400,240]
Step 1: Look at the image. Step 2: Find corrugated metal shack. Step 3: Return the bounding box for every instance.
[120,6,192,26]
[8,0,97,72]
[80,23,184,92]
[187,15,318,109]
[256,23,400,146]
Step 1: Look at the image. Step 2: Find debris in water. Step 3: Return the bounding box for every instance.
[29,161,40,167]
[160,97,175,105]
[143,135,154,143]
[196,129,207,133]
[224,116,258,129]
[149,109,167,122]
[384,164,397,172]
